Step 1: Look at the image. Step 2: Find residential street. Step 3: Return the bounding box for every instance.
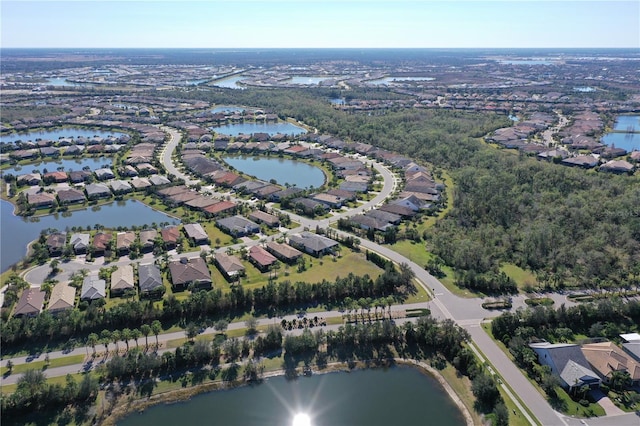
[3,123,637,426]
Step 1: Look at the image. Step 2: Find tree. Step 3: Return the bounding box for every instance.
[214,319,229,336]
[6,359,13,374]
[185,322,199,342]
[131,328,141,348]
[111,330,121,353]
[151,320,162,347]
[610,370,632,391]
[245,317,259,336]
[141,324,151,349]
[17,369,47,399]
[87,333,99,355]
[471,373,501,412]
[121,328,132,352]
[493,401,509,426]
[100,329,112,354]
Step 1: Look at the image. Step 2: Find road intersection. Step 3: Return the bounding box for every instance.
[5,124,639,425]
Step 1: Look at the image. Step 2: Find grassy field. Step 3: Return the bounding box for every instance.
[1,354,86,376]
[500,263,537,290]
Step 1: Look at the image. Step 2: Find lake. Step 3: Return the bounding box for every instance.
[118,366,466,426]
[601,132,640,152]
[211,106,245,114]
[0,128,126,144]
[222,155,325,189]
[2,157,112,176]
[368,76,434,85]
[612,115,640,132]
[212,122,307,137]
[287,76,338,85]
[211,75,247,89]
[0,199,180,272]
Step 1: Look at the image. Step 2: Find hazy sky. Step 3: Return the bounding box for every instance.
[2,1,639,49]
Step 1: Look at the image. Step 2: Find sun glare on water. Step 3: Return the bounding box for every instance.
[292,412,312,426]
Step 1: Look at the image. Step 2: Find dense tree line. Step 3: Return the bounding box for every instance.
[491,298,640,346]
[1,370,98,423]
[1,268,415,353]
[162,88,640,292]
[492,298,639,407]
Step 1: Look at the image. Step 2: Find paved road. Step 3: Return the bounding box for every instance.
[6,124,635,425]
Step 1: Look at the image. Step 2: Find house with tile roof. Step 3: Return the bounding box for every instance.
[214,252,246,281]
[110,264,135,296]
[14,288,45,317]
[168,257,212,290]
[288,231,338,257]
[582,342,640,387]
[248,245,278,271]
[47,282,76,313]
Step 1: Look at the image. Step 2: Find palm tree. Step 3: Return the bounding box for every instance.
[121,328,132,352]
[111,330,121,354]
[87,333,99,356]
[141,324,151,349]
[100,330,112,354]
[151,320,162,348]
[131,328,141,348]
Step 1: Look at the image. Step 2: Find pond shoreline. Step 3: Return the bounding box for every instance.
[101,359,474,426]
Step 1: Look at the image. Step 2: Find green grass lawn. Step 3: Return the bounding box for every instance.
[1,354,86,376]
[500,263,537,290]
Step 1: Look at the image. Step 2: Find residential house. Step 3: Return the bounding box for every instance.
[130,177,152,191]
[168,257,212,290]
[248,245,278,271]
[85,183,112,200]
[116,231,136,255]
[265,241,303,264]
[184,195,219,210]
[94,168,115,180]
[138,263,164,297]
[581,342,640,387]
[57,188,85,205]
[365,209,402,225]
[110,264,135,296]
[81,276,106,301]
[68,170,91,183]
[392,195,427,212]
[47,282,76,313]
[288,231,339,257]
[139,229,157,252]
[149,175,171,186]
[311,193,345,209]
[110,180,133,195]
[161,225,181,249]
[92,232,112,256]
[17,173,42,186]
[69,233,90,254]
[599,160,634,174]
[203,200,237,217]
[349,214,394,232]
[43,171,68,184]
[529,342,601,393]
[378,203,416,218]
[27,192,56,208]
[248,210,280,228]
[45,232,66,256]
[216,215,260,237]
[214,252,245,281]
[183,223,209,245]
[13,288,45,317]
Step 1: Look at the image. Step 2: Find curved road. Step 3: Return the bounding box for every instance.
[8,125,639,425]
